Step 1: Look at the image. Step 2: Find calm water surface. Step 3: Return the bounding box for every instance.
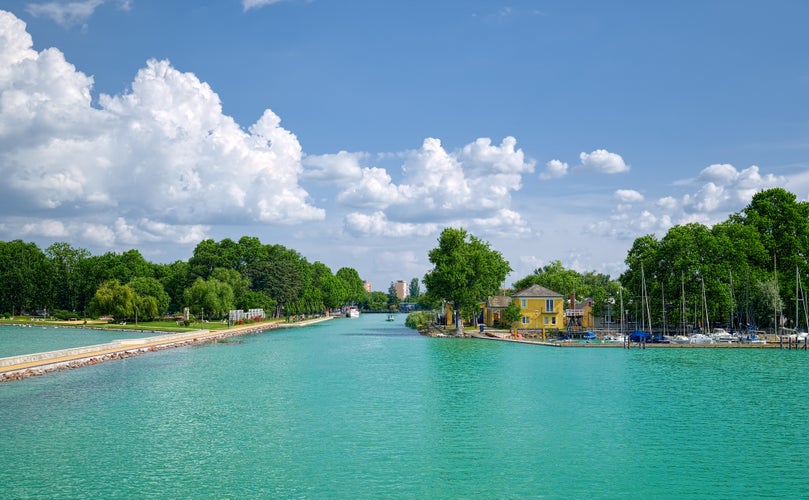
[1,314,808,498]
[0,325,162,358]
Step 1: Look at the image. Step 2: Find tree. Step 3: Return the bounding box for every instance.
[211,267,250,305]
[423,227,511,335]
[183,277,234,320]
[238,290,276,312]
[45,242,90,313]
[156,260,192,313]
[408,278,421,300]
[0,240,53,315]
[89,280,137,320]
[250,258,303,317]
[127,277,170,319]
[387,282,401,310]
[335,267,366,305]
[502,300,523,336]
[366,291,388,311]
[312,262,347,312]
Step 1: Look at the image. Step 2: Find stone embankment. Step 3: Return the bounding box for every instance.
[0,316,333,382]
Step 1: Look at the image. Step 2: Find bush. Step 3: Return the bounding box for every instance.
[405,311,435,330]
[51,309,75,321]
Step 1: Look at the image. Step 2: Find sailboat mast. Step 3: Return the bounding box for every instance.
[801,271,809,334]
[729,271,735,332]
[701,274,710,333]
[681,273,687,336]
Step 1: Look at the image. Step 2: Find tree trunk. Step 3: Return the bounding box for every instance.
[455,307,464,336]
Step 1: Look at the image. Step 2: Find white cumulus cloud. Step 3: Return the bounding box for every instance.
[614,189,644,203]
[579,149,630,174]
[540,159,568,180]
[328,136,535,236]
[0,9,324,250]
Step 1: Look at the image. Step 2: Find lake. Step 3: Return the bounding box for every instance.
[1,313,807,498]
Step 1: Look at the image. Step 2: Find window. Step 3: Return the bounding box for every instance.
[544,317,549,325]
[545,299,554,312]
[551,317,557,325]
[521,316,529,325]
[521,299,527,308]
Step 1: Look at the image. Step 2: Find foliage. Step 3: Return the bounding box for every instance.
[408,278,421,299]
[127,277,170,319]
[387,282,401,310]
[336,267,366,305]
[502,300,523,332]
[89,280,138,320]
[183,277,234,319]
[405,311,435,330]
[619,188,809,332]
[423,227,511,333]
[0,240,53,315]
[365,291,389,311]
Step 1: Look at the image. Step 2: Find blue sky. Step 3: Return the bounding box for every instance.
[1,1,808,291]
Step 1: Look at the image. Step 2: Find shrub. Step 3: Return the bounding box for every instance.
[405,311,435,330]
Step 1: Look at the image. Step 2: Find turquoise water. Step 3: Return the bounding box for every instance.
[1,314,808,498]
[0,325,162,358]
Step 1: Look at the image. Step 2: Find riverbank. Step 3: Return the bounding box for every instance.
[469,331,792,348]
[0,316,334,382]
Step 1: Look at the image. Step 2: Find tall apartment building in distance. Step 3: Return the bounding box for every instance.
[394,280,408,300]
[363,281,372,293]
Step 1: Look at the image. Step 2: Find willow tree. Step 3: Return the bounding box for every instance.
[423,227,511,335]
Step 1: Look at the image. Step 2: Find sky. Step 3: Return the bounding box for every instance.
[1,1,808,292]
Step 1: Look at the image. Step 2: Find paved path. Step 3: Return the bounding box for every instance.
[0,316,333,381]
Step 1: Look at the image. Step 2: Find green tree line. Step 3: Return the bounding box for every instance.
[0,236,366,322]
[619,188,809,333]
[419,188,809,336]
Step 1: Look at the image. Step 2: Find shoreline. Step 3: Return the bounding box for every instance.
[0,316,334,382]
[469,331,792,348]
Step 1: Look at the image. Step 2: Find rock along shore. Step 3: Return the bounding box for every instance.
[0,316,333,382]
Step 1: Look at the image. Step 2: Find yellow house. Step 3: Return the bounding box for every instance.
[512,284,564,339]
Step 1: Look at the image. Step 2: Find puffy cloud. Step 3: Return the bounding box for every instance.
[14,216,209,249]
[303,151,366,181]
[656,196,678,211]
[469,209,532,237]
[540,159,568,180]
[590,161,785,244]
[457,136,535,176]
[330,136,534,234]
[337,167,400,208]
[614,189,644,203]
[683,164,783,215]
[0,10,323,249]
[579,149,630,174]
[344,211,437,238]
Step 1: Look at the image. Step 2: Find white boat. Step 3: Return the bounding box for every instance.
[710,328,736,343]
[689,333,715,344]
[346,307,360,319]
[670,335,691,344]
